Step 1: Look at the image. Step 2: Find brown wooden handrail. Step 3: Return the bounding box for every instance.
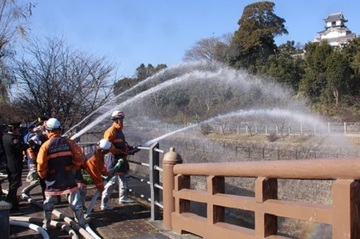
[173,158,360,179]
[162,156,360,239]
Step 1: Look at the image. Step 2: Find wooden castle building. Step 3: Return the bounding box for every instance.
[313,12,356,47]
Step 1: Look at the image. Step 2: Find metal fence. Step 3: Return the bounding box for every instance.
[214,122,360,136]
[128,121,360,136]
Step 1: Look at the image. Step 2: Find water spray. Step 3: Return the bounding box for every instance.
[64,63,186,137]
[70,66,224,140]
[141,108,326,147]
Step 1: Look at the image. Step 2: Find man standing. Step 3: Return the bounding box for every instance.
[2,122,30,211]
[0,123,6,199]
[101,110,137,210]
[37,118,88,230]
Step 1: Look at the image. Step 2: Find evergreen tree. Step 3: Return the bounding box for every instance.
[227,1,288,73]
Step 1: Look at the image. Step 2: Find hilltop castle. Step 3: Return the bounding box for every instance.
[313,12,356,47]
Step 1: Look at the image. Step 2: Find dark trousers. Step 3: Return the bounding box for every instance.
[39,178,46,200]
[6,169,22,208]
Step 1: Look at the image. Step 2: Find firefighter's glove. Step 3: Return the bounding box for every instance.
[112,158,124,174]
[26,165,39,183]
[128,145,140,155]
[118,158,124,164]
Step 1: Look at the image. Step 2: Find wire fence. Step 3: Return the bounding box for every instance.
[77,120,360,163]
[128,121,360,136]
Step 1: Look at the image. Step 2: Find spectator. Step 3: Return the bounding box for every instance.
[0,123,6,166]
[0,123,7,199]
[2,122,30,211]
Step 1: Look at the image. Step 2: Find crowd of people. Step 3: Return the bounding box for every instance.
[0,110,139,230]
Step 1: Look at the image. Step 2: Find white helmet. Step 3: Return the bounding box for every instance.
[111,110,125,120]
[97,139,111,150]
[45,118,61,131]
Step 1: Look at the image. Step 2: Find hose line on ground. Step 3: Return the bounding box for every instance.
[21,182,100,239]
[9,220,50,239]
[11,216,79,239]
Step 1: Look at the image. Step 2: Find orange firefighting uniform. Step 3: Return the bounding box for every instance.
[37,132,83,196]
[83,150,109,191]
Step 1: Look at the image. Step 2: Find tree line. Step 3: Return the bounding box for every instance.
[0,1,359,129]
[185,1,360,121]
[116,1,360,122]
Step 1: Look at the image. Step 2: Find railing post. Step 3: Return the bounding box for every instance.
[255,177,278,238]
[208,176,224,224]
[162,147,183,230]
[149,142,160,221]
[332,179,360,239]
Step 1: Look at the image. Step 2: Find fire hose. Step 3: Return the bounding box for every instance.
[21,181,100,239]
[9,220,50,239]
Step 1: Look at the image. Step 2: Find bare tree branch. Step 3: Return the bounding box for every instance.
[13,36,115,129]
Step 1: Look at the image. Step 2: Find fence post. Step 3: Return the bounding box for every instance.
[149,142,161,221]
[344,122,347,135]
[162,147,183,230]
[288,122,291,134]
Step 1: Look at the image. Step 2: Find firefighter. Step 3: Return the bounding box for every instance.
[25,126,42,184]
[83,139,111,193]
[100,110,139,210]
[36,118,88,230]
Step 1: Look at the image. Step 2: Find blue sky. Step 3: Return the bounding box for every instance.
[27,0,360,77]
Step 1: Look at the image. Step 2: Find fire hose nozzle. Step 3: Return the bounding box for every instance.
[128,145,141,155]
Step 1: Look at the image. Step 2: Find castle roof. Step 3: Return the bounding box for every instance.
[323,12,347,23]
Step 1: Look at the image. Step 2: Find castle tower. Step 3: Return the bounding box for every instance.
[313,12,356,47]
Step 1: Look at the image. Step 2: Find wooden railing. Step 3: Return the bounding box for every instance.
[162,154,360,239]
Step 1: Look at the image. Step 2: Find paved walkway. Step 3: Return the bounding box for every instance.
[0,166,201,239]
